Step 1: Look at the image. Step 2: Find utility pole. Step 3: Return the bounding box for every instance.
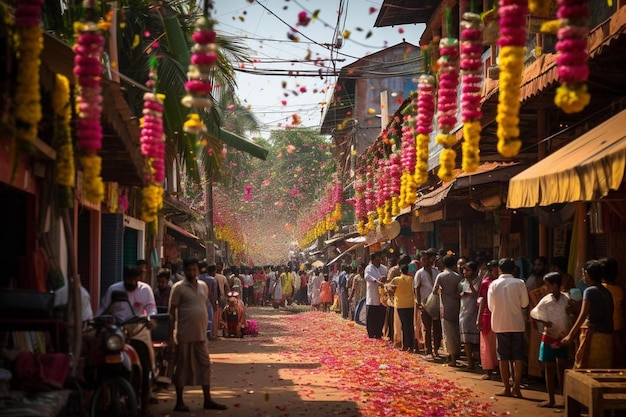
[205,174,216,263]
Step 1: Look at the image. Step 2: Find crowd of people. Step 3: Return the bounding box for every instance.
[304,249,623,408]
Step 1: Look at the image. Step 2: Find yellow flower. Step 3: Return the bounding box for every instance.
[414,133,430,186]
[141,183,164,224]
[529,0,552,15]
[462,120,481,173]
[15,25,43,147]
[183,113,206,134]
[437,149,457,182]
[555,83,591,114]
[80,155,105,204]
[436,133,457,148]
[496,45,525,158]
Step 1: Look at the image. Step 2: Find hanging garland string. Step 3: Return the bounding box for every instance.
[140,56,165,224]
[14,0,43,151]
[415,46,436,186]
[435,9,460,182]
[74,2,105,204]
[495,0,528,158]
[398,97,418,209]
[554,0,590,113]
[52,74,75,209]
[460,12,484,173]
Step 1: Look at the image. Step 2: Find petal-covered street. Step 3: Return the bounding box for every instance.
[151,308,562,417]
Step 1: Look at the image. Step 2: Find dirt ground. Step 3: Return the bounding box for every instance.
[150,307,567,417]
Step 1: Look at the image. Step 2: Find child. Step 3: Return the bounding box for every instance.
[222,296,245,338]
[530,272,572,408]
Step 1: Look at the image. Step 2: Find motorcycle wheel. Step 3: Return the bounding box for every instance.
[90,376,138,417]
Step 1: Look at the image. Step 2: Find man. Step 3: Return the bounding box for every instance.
[338,265,350,319]
[526,256,550,378]
[364,251,387,339]
[214,261,230,307]
[137,259,149,283]
[433,254,462,367]
[169,258,227,412]
[98,265,157,414]
[487,257,529,398]
[280,265,295,306]
[526,256,549,292]
[414,250,441,359]
[154,268,172,310]
[198,261,218,340]
[385,254,401,342]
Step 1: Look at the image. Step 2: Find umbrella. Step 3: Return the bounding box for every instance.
[311,260,324,268]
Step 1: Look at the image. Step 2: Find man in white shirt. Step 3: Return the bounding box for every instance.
[97,265,158,414]
[414,250,441,358]
[487,258,529,398]
[364,251,387,338]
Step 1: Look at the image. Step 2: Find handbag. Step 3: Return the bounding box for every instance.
[423,293,441,320]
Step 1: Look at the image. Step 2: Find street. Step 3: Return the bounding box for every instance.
[150,307,565,417]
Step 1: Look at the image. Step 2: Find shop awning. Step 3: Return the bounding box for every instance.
[507,109,626,208]
[165,221,205,248]
[415,181,454,208]
[326,242,365,267]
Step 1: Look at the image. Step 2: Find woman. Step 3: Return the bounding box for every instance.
[309,268,323,310]
[561,260,614,368]
[476,260,498,379]
[319,275,333,312]
[388,262,415,352]
[459,261,480,369]
[350,264,366,320]
[601,258,625,367]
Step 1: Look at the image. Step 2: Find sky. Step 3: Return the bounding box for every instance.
[212,0,425,137]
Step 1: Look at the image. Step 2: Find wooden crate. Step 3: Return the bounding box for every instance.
[565,369,626,417]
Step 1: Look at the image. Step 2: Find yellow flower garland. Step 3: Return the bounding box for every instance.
[414,133,430,185]
[141,183,163,224]
[528,0,552,15]
[496,45,525,158]
[80,155,105,203]
[437,149,457,183]
[554,83,590,114]
[15,25,43,148]
[52,74,75,208]
[461,120,481,172]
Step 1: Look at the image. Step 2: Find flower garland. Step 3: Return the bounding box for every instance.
[74,17,105,204]
[353,177,368,235]
[436,32,460,182]
[495,0,528,158]
[14,0,43,149]
[52,74,75,208]
[460,12,484,173]
[140,56,165,224]
[182,17,217,109]
[415,73,436,186]
[389,152,402,216]
[365,168,376,231]
[554,0,590,114]
[528,0,552,16]
[398,97,418,209]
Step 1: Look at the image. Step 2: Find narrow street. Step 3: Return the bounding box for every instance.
[151,307,564,417]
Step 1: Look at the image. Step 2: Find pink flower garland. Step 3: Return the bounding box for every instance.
[389,152,402,216]
[399,107,418,208]
[460,12,484,173]
[415,74,436,186]
[74,21,105,203]
[436,37,460,182]
[365,169,376,231]
[554,0,590,113]
[182,17,217,109]
[140,95,165,183]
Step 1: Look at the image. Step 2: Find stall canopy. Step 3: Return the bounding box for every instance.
[507,109,626,208]
[165,220,205,248]
[326,242,365,267]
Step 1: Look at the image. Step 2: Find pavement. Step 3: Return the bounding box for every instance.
[149,307,567,417]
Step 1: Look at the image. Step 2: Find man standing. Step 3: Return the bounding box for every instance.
[169,258,227,412]
[433,254,462,367]
[338,265,350,319]
[414,250,441,359]
[487,258,529,398]
[198,261,217,340]
[154,268,172,310]
[364,252,387,338]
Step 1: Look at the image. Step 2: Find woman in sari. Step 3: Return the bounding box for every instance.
[459,261,480,369]
[320,275,333,312]
[476,260,498,379]
[561,259,614,368]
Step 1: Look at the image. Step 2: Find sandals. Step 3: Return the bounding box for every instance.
[204,400,228,410]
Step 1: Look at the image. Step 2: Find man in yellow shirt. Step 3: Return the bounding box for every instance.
[388,259,416,352]
[280,265,295,305]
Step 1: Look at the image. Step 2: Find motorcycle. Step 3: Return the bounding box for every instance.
[81,290,152,417]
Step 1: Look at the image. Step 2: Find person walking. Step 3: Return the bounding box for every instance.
[459,261,480,369]
[338,265,351,319]
[487,258,529,398]
[168,258,227,412]
[364,251,388,339]
[433,254,462,367]
[388,261,415,352]
[414,250,441,359]
[476,260,499,380]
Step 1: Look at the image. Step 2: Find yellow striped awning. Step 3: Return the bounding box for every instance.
[507,110,626,208]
